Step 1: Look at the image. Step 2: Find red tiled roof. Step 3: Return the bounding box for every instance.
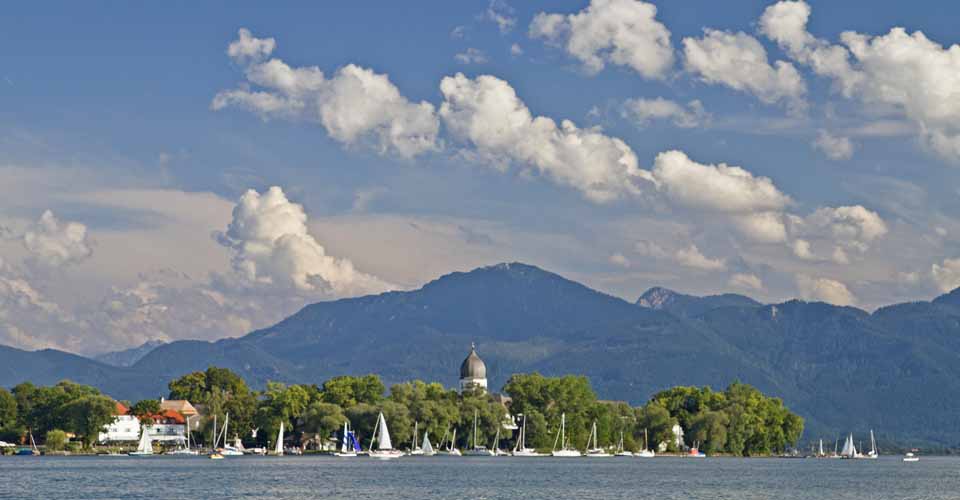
[115,402,129,415]
[146,409,186,425]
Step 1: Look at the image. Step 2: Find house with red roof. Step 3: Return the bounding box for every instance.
[97,402,140,443]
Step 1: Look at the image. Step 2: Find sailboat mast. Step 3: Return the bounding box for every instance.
[213,414,218,449]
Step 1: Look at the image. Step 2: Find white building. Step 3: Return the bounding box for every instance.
[98,402,140,443]
[459,343,488,393]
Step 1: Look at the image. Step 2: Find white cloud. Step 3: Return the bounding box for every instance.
[23,210,93,268]
[439,72,652,203]
[674,244,726,271]
[622,98,709,128]
[796,274,856,306]
[609,253,631,268]
[728,273,763,291]
[226,28,276,64]
[455,48,489,65]
[802,205,888,253]
[792,239,815,260]
[529,0,674,79]
[213,29,440,158]
[214,186,392,296]
[634,240,668,259]
[485,0,517,34]
[761,1,960,163]
[510,43,524,56]
[932,258,960,293]
[732,212,788,244]
[682,29,806,112]
[813,129,855,160]
[651,150,790,214]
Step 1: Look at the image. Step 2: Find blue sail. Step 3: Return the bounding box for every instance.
[349,431,361,452]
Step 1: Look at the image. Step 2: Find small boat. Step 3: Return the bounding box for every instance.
[903,452,919,462]
[15,432,40,456]
[437,428,461,456]
[421,431,436,456]
[686,442,706,458]
[334,421,362,457]
[551,413,582,457]
[367,412,404,459]
[635,428,655,458]
[840,433,859,459]
[860,430,879,459]
[463,410,494,456]
[615,431,633,457]
[128,425,155,456]
[492,428,509,456]
[512,414,545,457]
[408,422,424,456]
[585,421,611,457]
[270,422,285,456]
[209,452,225,460]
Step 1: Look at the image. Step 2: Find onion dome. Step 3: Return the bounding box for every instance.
[460,343,486,379]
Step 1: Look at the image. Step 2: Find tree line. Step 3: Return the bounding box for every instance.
[0,367,803,455]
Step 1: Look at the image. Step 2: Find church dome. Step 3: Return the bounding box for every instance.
[460,344,486,379]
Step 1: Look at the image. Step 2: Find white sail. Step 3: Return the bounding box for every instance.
[840,434,856,457]
[422,433,433,454]
[341,422,349,453]
[377,413,393,450]
[137,426,153,454]
[274,422,284,455]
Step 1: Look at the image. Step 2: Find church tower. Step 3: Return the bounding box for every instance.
[459,343,488,393]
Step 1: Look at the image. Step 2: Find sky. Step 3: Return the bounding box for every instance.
[2,0,960,354]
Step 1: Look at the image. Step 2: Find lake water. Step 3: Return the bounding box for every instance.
[1,455,955,499]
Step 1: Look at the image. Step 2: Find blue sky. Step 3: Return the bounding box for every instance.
[2,0,960,354]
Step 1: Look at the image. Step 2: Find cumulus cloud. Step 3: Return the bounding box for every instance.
[675,244,726,271]
[439,72,652,203]
[813,130,855,160]
[608,253,631,268]
[621,98,709,128]
[796,274,856,306]
[682,29,806,112]
[0,257,87,351]
[529,0,674,79]
[728,273,764,291]
[23,210,93,268]
[932,258,960,293]
[213,29,440,158]
[455,48,489,65]
[761,1,960,162]
[485,0,517,34]
[634,240,668,259]
[510,43,524,56]
[214,186,391,296]
[651,150,790,214]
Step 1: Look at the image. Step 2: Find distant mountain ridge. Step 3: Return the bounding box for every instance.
[3,262,960,445]
[94,340,167,367]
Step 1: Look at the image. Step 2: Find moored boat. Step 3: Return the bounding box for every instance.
[584,421,611,457]
[551,413,581,457]
[367,412,403,459]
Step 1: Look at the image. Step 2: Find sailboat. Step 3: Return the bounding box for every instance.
[128,425,155,456]
[551,413,582,457]
[491,427,508,456]
[334,421,362,457]
[422,431,436,456]
[615,431,633,457]
[437,427,461,456]
[463,410,494,456]
[860,430,878,459]
[635,428,655,458]
[408,421,424,456]
[271,422,285,456]
[512,414,544,457]
[167,416,199,456]
[219,414,244,456]
[368,412,403,459]
[840,433,859,459]
[16,431,40,456]
[585,420,612,457]
[817,438,825,458]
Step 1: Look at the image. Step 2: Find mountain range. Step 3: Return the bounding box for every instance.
[2,262,960,446]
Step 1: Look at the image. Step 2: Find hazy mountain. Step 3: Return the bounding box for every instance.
[3,262,960,445]
[94,340,167,367]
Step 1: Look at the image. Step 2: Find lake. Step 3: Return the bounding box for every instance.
[1,455,954,499]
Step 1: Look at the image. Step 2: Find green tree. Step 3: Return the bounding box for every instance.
[45,429,67,451]
[322,375,385,408]
[129,399,161,418]
[0,388,16,430]
[59,395,116,447]
[635,402,676,452]
[689,410,729,454]
[304,402,346,441]
[167,371,207,402]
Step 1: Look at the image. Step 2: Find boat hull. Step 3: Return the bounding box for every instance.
[369,450,404,460]
[551,450,582,457]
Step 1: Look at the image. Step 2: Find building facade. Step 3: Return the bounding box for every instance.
[98,402,140,443]
[459,343,488,393]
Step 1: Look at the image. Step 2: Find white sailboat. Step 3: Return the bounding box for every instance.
[903,452,919,462]
[861,430,878,459]
[512,414,545,457]
[463,410,494,456]
[635,428,655,458]
[334,421,361,457]
[615,431,633,457]
[840,433,858,459]
[437,427,461,456]
[368,412,403,459]
[271,422,285,456]
[219,414,244,456]
[421,431,436,456]
[128,425,155,456]
[551,413,582,457]
[492,427,508,456]
[166,416,199,456]
[585,421,612,457]
[408,421,424,456]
